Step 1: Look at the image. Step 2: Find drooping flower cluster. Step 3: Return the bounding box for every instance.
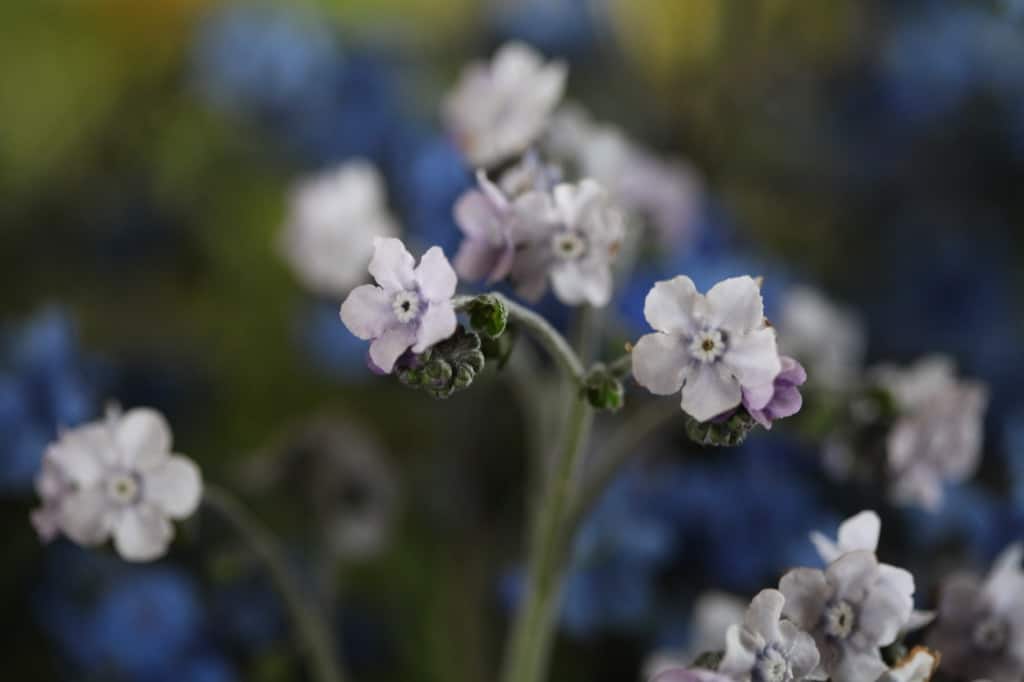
[32,407,202,562]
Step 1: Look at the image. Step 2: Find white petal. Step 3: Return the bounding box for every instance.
[828,550,879,601]
[744,589,784,643]
[340,284,394,340]
[143,455,202,519]
[779,568,831,629]
[115,408,172,470]
[369,325,417,374]
[59,487,113,546]
[644,276,702,335]
[718,624,757,676]
[550,260,612,307]
[723,327,782,388]
[810,531,841,564]
[631,333,688,396]
[779,621,820,678]
[681,363,742,423]
[415,246,458,301]
[368,237,416,292]
[113,504,173,562]
[47,426,109,487]
[837,511,881,554]
[413,302,457,354]
[706,276,765,334]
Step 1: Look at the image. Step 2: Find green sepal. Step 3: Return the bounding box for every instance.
[684,409,757,447]
[396,326,486,399]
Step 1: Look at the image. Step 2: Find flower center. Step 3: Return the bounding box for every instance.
[972,616,1008,653]
[551,232,586,261]
[689,329,726,363]
[822,600,856,639]
[753,646,790,682]
[392,291,422,324]
[106,472,142,505]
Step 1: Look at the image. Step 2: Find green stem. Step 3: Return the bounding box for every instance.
[500,391,593,682]
[604,351,633,379]
[203,485,347,682]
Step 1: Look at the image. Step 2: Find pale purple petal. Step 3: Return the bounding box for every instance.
[860,565,915,646]
[632,333,688,396]
[681,363,742,423]
[718,624,758,676]
[742,381,776,413]
[777,355,808,385]
[644,276,701,335]
[828,550,879,601]
[454,238,506,282]
[116,408,172,470]
[143,456,202,519]
[454,189,502,241]
[722,327,781,388]
[415,246,458,302]
[550,259,612,307]
[780,568,831,629]
[340,285,394,340]
[706,276,765,334]
[368,237,416,292]
[369,325,418,374]
[744,589,784,643]
[779,621,820,678]
[413,302,457,354]
[113,503,174,562]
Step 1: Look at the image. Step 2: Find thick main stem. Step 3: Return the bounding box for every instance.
[501,391,593,682]
[203,485,347,682]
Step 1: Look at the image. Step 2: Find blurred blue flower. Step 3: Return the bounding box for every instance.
[0,309,97,493]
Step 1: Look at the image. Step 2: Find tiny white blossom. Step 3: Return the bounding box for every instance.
[280,160,399,298]
[779,287,865,392]
[632,275,782,422]
[442,42,567,167]
[30,407,202,562]
[718,589,821,682]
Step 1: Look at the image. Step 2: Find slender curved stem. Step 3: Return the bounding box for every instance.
[604,351,633,379]
[500,393,593,682]
[203,485,347,682]
[454,294,584,383]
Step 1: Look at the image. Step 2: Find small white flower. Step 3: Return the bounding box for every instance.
[779,286,865,392]
[632,275,782,422]
[442,42,567,167]
[280,160,399,298]
[718,589,821,682]
[810,510,882,564]
[30,407,202,562]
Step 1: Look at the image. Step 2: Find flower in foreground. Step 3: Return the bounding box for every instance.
[31,407,202,561]
[280,160,398,298]
[442,41,566,167]
[810,510,881,564]
[718,589,820,682]
[780,550,915,682]
[744,355,807,429]
[340,237,458,373]
[927,543,1024,682]
[632,275,782,422]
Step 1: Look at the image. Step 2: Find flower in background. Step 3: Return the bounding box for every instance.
[453,170,537,283]
[744,356,806,430]
[340,238,458,374]
[280,160,399,298]
[442,42,567,167]
[927,543,1024,682]
[718,589,820,682]
[632,275,781,422]
[778,286,865,392]
[809,510,880,564]
[32,407,202,561]
[873,356,988,510]
[780,551,915,682]
[0,309,97,493]
[510,179,625,306]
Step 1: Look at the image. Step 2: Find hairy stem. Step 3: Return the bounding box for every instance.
[204,485,347,682]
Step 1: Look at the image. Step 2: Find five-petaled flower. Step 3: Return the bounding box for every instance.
[340,237,458,374]
[632,275,782,422]
[30,407,202,562]
[718,589,820,682]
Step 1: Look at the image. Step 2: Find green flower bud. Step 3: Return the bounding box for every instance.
[396,326,486,399]
[464,294,508,339]
[583,365,624,412]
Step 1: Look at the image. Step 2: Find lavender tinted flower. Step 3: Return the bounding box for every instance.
[779,551,915,682]
[927,543,1024,682]
[442,42,567,167]
[632,275,782,422]
[718,589,820,682]
[779,287,865,392]
[744,356,807,429]
[340,238,458,373]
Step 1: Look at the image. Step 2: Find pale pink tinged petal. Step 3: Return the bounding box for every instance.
[631,333,688,396]
[706,276,765,334]
[837,511,881,554]
[368,237,416,292]
[723,327,781,388]
[413,302,457,354]
[454,239,503,282]
[643,276,701,335]
[778,356,808,385]
[744,589,784,642]
[143,456,202,519]
[113,504,173,562]
[59,487,113,546]
[47,436,106,487]
[415,247,458,301]
[340,285,393,340]
[766,385,803,419]
[827,550,879,601]
[779,568,831,629]
[368,325,417,374]
[454,190,500,241]
[115,408,172,470]
[810,531,841,564]
[743,381,775,412]
[718,624,758,676]
[490,244,517,283]
[681,363,742,423]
